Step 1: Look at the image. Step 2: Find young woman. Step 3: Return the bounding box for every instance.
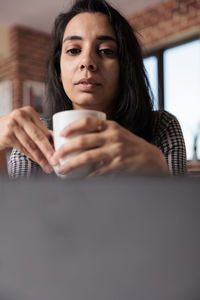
[2,0,186,178]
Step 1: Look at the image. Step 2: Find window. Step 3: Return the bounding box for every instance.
[143,38,200,160]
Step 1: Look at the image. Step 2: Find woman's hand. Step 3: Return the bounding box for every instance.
[51,117,169,177]
[0,106,54,173]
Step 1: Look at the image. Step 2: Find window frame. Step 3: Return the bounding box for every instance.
[143,35,200,110]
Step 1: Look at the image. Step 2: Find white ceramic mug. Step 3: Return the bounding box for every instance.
[52,109,106,179]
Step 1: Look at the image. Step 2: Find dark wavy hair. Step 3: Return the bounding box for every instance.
[46,0,153,141]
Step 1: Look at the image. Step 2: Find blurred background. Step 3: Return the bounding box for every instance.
[0,0,199,174]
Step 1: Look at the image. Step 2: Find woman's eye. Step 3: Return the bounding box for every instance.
[98,49,114,55]
[66,48,81,55]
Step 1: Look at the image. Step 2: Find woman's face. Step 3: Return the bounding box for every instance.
[60,12,119,113]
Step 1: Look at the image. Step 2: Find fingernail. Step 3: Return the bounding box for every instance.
[58,166,69,175]
[44,164,53,174]
[58,169,65,175]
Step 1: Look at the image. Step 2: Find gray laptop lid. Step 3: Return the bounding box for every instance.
[0,176,200,300]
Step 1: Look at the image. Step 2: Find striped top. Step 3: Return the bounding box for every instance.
[7,110,187,178]
[151,111,187,176]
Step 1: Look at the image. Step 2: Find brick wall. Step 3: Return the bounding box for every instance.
[129,0,200,51]
[0,26,51,173]
[0,26,51,108]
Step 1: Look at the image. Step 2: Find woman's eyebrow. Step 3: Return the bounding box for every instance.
[63,35,117,44]
[96,35,117,43]
[63,35,82,43]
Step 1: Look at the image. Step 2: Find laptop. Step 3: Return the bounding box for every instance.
[0,175,199,300]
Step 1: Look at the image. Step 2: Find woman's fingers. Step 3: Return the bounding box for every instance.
[88,153,127,177]
[52,132,104,163]
[52,120,123,173]
[49,115,168,177]
[24,123,54,162]
[88,164,114,177]
[53,117,161,177]
[57,147,108,175]
[0,107,55,173]
[25,106,51,137]
[56,140,121,175]
[11,107,55,165]
[13,139,37,163]
[52,120,117,162]
[13,126,53,173]
[13,140,52,174]
[60,117,106,137]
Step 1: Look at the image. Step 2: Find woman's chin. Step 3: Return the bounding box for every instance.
[72,97,103,111]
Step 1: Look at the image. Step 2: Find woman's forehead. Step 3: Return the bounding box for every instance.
[63,12,116,39]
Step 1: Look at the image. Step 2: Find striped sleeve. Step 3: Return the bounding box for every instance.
[7,117,50,179]
[151,111,187,176]
[7,148,40,179]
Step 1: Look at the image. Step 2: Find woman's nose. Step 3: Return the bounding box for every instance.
[79,52,97,72]
[80,63,97,71]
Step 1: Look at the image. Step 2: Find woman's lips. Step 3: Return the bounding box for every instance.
[75,79,101,92]
[77,83,100,92]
